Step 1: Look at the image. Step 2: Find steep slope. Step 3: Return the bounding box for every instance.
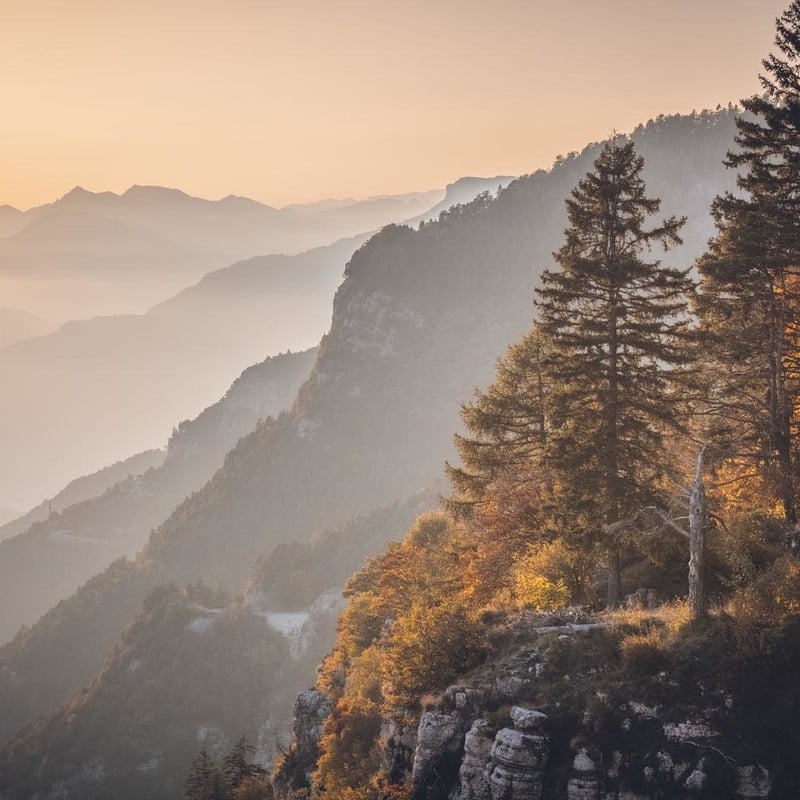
[0,493,436,797]
[0,185,443,323]
[145,110,739,591]
[0,175,513,513]
[0,349,316,644]
[0,584,293,800]
[0,109,739,756]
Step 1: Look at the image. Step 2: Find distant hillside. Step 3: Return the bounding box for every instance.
[0,185,444,323]
[0,509,20,527]
[0,109,740,769]
[0,170,508,511]
[0,583,294,800]
[0,306,51,349]
[0,492,435,795]
[0,449,165,542]
[0,238,353,510]
[407,175,514,226]
[0,349,316,644]
[0,207,24,239]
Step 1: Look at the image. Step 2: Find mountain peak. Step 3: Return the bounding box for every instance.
[122,185,191,201]
[57,186,119,206]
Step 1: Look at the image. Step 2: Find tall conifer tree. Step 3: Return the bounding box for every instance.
[698,1,800,526]
[445,325,552,517]
[536,139,693,606]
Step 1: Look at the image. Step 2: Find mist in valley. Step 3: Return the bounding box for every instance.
[2,2,799,800]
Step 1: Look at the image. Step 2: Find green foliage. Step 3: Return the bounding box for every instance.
[445,327,552,519]
[537,138,695,605]
[185,748,222,800]
[697,1,800,525]
[224,735,267,792]
[185,737,271,800]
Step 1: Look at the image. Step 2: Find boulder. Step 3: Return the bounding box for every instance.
[736,764,771,799]
[567,748,601,800]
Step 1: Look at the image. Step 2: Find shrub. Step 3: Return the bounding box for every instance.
[384,599,486,702]
[728,556,800,654]
[513,572,570,611]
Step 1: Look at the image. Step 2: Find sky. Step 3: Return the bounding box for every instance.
[0,0,791,209]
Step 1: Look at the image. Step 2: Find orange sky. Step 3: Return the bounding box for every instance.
[0,0,790,209]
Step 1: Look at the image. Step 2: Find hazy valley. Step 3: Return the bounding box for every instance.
[3,3,800,797]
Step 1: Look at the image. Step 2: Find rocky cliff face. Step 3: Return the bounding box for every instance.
[279,610,782,800]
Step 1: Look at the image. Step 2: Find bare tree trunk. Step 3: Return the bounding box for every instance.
[688,447,707,618]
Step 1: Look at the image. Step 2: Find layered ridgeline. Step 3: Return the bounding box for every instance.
[0,348,316,644]
[0,185,445,323]
[0,306,51,349]
[0,178,505,512]
[0,238,354,511]
[0,110,737,791]
[0,495,435,800]
[0,449,166,543]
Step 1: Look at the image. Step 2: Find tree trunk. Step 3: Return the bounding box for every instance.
[606,547,622,608]
[688,447,707,618]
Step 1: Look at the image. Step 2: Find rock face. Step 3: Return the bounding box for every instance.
[409,704,551,800]
[458,720,494,800]
[567,748,601,800]
[279,608,792,800]
[483,708,549,800]
[411,710,464,791]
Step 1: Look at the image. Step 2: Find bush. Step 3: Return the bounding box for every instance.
[728,556,800,654]
[620,629,670,677]
[384,599,486,702]
[509,540,600,608]
[513,572,570,611]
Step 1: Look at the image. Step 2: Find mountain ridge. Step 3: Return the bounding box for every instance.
[0,110,742,793]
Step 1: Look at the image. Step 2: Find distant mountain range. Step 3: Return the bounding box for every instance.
[0,178,508,509]
[0,508,20,527]
[0,110,740,798]
[0,185,445,323]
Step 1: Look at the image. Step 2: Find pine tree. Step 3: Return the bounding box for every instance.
[445,325,552,517]
[185,748,218,800]
[698,1,800,526]
[536,138,694,606]
[223,735,266,793]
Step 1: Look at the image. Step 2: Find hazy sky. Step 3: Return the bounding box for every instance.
[0,0,790,209]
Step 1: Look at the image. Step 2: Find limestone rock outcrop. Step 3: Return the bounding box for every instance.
[411,710,464,791]
[485,707,550,800]
[566,748,601,800]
